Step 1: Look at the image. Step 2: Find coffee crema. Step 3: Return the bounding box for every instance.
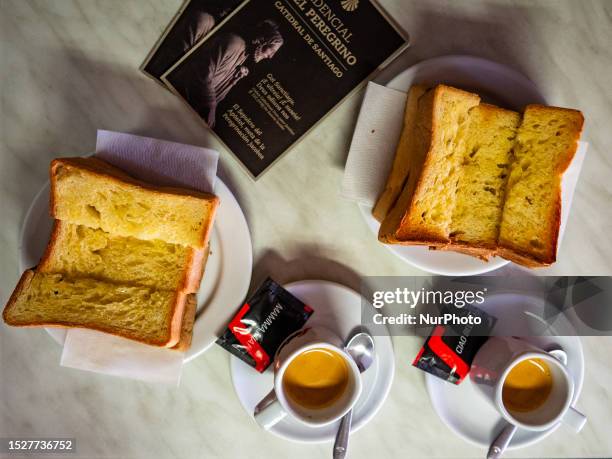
[502,358,553,413]
[283,347,349,410]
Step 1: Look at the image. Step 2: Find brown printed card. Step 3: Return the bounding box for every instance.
[163,0,409,178]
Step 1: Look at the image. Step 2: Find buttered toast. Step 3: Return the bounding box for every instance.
[497,105,584,267]
[376,84,584,268]
[378,85,480,245]
[3,270,187,347]
[39,221,206,293]
[445,104,522,259]
[50,157,218,248]
[4,156,218,349]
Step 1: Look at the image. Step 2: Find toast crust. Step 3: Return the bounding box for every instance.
[166,290,187,347]
[392,87,442,244]
[50,157,220,248]
[373,84,429,222]
[171,248,211,351]
[2,270,35,325]
[182,246,206,293]
[378,87,436,244]
[496,246,551,268]
[433,242,495,261]
[171,294,197,352]
[37,220,61,273]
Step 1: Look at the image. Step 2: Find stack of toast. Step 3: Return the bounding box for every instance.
[376,84,584,267]
[3,157,219,349]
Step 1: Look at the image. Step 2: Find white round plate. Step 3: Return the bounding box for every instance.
[361,55,548,276]
[19,177,252,363]
[230,280,395,443]
[425,293,584,450]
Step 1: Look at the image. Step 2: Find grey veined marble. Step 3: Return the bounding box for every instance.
[1,1,611,458]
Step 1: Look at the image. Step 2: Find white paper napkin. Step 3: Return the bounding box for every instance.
[60,130,219,385]
[61,329,185,385]
[95,130,218,192]
[342,82,587,242]
[341,83,408,205]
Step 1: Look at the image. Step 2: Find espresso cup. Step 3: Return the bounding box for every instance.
[253,327,362,429]
[471,337,586,432]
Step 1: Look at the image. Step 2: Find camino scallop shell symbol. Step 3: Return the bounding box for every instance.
[341,0,359,12]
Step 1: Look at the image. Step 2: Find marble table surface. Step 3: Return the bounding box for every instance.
[1,0,611,457]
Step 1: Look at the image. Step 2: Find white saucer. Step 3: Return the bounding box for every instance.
[360,55,548,276]
[425,292,584,450]
[230,280,395,443]
[19,177,252,363]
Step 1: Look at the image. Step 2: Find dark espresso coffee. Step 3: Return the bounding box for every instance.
[283,348,349,410]
[502,358,553,412]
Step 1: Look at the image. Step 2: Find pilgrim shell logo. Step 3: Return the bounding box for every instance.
[341,0,359,12]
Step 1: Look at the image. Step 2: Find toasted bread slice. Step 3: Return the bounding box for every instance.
[50,157,219,248]
[443,104,522,259]
[497,105,584,267]
[3,270,186,347]
[373,85,429,222]
[379,85,480,245]
[39,221,206,293]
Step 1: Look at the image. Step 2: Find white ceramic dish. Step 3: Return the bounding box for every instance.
[230,280,395,443]
[360,55,548,276]
[19,177,252,363]
[425,292,584,450]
